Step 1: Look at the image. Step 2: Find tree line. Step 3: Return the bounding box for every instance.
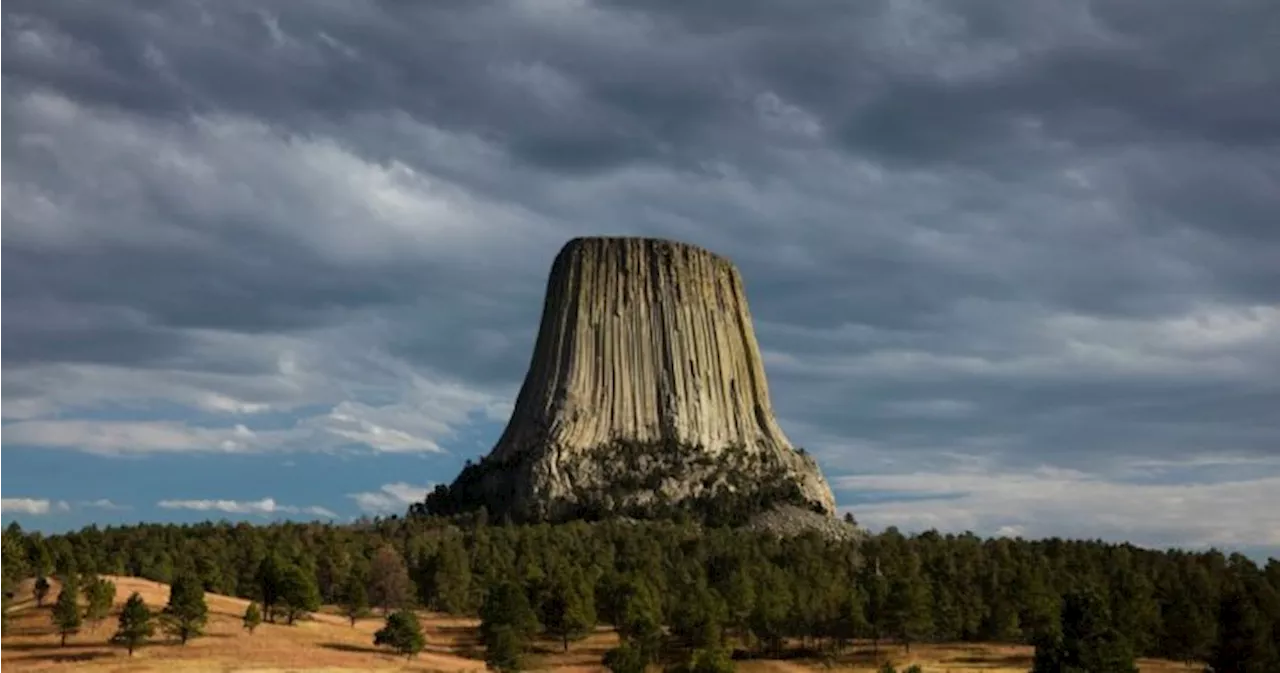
[2,516,1277,671]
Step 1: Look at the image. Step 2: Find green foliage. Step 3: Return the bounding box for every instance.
[1160,584,1211,664]
[4,517,1272,669]
[52,576,82,646]
[111,592,154,655]
[484,624,526,673]
[884,552,933,651]
[541,571,597,651]
[604,643,649,673]
[481,580,540,643]
[1032,588,1137,673]
[243,602,263,633]
[1209,581,1280,672]
[162,573,209,644]
[83,575,116,625]
[431,535,476,614]
[2,524,29,576]
[33,575,51,607]
[374,609,426,659]
[368,544,413,614]
[478,580,540,673]
[612,578,665,662]
[341,569,369,626]
[749,564,793,654]
[670,582,727,650]
[666,647,735,673]
[255,554,284,622]
[278,563,321,625]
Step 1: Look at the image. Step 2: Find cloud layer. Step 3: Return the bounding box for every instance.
[1,498,70,516]
[2,0,1277,550]
[157,497,335,519]
[348,483,435,514]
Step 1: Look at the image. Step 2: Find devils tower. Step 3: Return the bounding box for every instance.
[423,236,838,524]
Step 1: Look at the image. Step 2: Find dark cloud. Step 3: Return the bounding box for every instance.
[2,0,1278,544]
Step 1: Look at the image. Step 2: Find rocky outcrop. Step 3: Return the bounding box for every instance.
[744,505,863,543]
[426,236,838,523]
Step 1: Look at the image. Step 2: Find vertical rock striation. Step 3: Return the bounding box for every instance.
[428,236,837,523]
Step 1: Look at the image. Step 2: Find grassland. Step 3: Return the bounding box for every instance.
[1,576,1193,673]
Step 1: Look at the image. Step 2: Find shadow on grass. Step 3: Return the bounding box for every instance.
[3,641,119,652]
[36,652,115,665]
[5,641,119,665]
[319,641,386,655]
[1,625,57,637]
[733,646,826,661]
[428,624,480,637]
[946,653,1032,667]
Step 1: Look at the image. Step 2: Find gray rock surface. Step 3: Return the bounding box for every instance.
[441,236,838,522]
[744,505,864,543]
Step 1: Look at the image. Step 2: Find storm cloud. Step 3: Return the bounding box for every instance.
[3,0,1278,550]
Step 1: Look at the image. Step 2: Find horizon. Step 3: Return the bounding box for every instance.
[3,0,1278,559]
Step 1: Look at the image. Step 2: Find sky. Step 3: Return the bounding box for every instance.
[2,0,1278,559]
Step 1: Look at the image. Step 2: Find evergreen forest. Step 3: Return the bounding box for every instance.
[2,514,1277,671]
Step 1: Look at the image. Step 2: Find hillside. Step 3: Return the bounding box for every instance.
[2,575,488,672]
[2,576,1193,673]
[6,516,1270,671]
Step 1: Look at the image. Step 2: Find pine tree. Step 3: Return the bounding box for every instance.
[614,578,665,662]
[485,624,525,673]
[1017,563,1061,643]
[604,642,648,673]
[670,582,727,650]
[278,563,321,625]
[111,592,154,655]
[243,602,263,633]
[315,547,351,604]
[481,580,540,645]
[1209,583,1280,673]
[749,565,793,655]
[834,584,869,652]
[341,569,370,626]
[884,553,933,652]
[859,560,890,659]
[720,565,756,645]
[1160,588,1211,665]
[374,609,425,659]
[255,554,284,623]
[83,576,116,627]
[1107,558,1160,654]
[34,575,51,607]
[52,578,82,646]
[666,646,736,673]
[541,574,597,651]
[1,523,27,577]
[479,580,540,673]
[1032,588,1136,673]
[432,536,474,614]
[368,545,412,615]
[162,573,208,644]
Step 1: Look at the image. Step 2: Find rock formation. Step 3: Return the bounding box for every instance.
[424,236,838,524]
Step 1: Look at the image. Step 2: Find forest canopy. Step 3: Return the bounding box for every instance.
[2,515,1277,668]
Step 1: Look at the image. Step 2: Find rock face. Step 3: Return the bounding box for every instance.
[427,236,838,523]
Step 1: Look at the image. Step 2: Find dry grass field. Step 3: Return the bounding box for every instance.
[1,576,1194,673]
